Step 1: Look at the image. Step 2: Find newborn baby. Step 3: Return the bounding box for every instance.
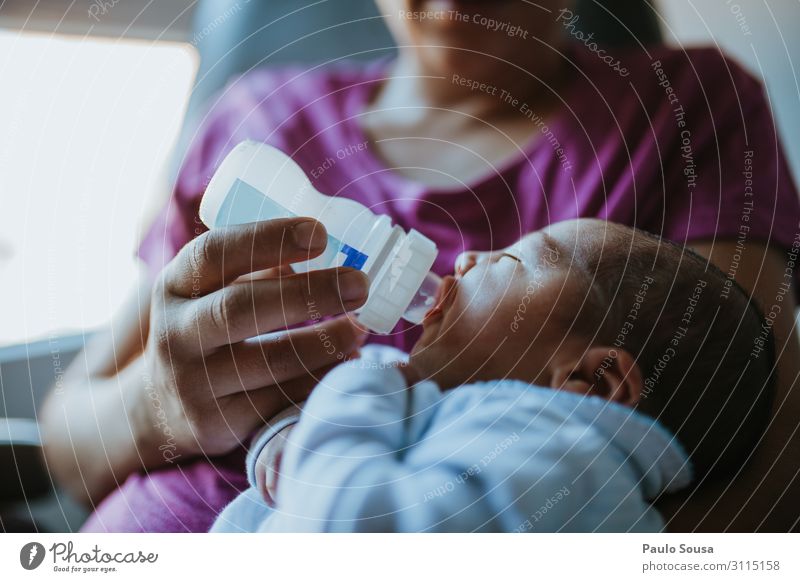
[211,219,775,532]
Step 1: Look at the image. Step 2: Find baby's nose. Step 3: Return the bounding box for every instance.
[454,251,483,275]
[455,250,502,276]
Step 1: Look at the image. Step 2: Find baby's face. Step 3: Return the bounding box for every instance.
[410,219,609,389]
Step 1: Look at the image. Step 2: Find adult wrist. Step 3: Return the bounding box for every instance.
[125,359,178,470]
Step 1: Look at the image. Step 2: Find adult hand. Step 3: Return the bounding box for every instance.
[140,217,370,460]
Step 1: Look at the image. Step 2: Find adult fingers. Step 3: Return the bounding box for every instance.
[203,316,367,396]
[215,361,340,437]
[186,267,369,348]
[233,265,294,284]
[164,218,328,297]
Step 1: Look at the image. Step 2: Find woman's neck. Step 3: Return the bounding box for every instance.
[358,48,570,188]
[371,48,567,123]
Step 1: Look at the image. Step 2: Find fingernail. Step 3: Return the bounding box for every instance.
[293,220,327,250]
[355,325,370,344]
[351,320,370,344]
[338,270,369,303]
[340,314,370,345]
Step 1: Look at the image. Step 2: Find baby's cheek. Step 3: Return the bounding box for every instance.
[467,299,517,339]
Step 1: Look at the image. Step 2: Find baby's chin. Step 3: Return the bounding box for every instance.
[408,349,468,391]
[407,346,431,377]
[408,348,443,385]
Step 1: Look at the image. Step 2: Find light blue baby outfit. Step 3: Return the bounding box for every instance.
[211,346,691,532]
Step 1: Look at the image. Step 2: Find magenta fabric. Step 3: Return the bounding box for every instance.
[81,449,247,533]
[82,45,800,532]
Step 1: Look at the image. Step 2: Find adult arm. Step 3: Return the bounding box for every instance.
[40,281,156,505]
[40,218,369,505]
[660,240,800,532]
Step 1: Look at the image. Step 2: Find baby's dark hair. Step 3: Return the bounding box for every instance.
[575,223,776,481]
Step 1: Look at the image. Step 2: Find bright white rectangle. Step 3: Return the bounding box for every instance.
[0,32,197,347]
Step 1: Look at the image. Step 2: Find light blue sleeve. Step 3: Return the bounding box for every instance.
[263,363,666,533]
[210,488,272,533]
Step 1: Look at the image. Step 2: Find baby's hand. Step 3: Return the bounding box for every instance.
[254,353,416,507]
[254,424,294,507]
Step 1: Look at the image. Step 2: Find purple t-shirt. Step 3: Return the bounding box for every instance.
[81,45,800,532]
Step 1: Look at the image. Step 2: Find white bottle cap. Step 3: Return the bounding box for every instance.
[356,229,438,334]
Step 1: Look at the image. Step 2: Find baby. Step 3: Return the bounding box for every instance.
[211,219,775,532]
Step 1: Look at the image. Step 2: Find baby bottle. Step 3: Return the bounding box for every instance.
[199,140,441,334]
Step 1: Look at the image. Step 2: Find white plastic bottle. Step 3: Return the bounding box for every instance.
[199,140,442,334]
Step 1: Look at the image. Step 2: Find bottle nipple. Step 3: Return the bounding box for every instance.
[402,271,443,325]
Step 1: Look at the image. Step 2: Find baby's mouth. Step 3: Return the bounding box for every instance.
[424,275,458,322]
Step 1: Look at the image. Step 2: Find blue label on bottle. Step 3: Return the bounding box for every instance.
[216,179,369,272]
[340,244,368,270]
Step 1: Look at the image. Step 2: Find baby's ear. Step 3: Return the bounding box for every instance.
[550,347,642,407]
